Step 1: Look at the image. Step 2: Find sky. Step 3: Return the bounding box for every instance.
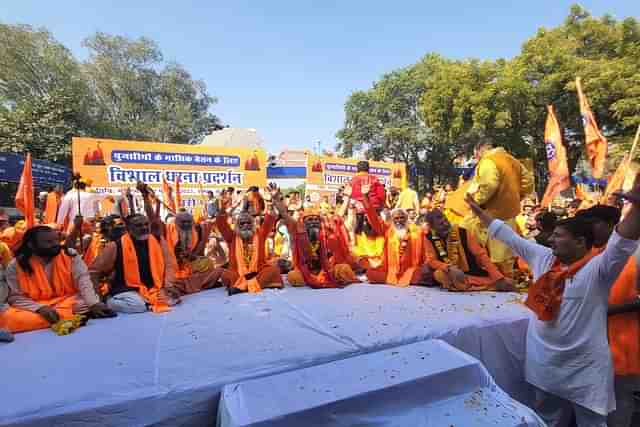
[1,1,638,154]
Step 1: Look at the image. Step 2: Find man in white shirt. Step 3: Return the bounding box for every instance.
[465,173,640,427]
[57,180,105,227]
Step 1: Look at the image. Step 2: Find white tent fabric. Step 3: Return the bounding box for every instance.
[218,339,545,427]
[0,285,532,427]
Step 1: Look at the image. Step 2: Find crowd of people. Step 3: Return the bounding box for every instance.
[0,142,639,427]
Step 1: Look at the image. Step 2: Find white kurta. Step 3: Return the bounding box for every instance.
[57,190,105,226]
[489,219,638,416]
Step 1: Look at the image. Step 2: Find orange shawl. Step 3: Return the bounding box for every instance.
[165,223,198,279]
[121,233,169,313]
[83,233,102,266]
[608,258,640,375]
[233,233,261,293]
[525,252,595,321]
[385,225,423,287]
[44,192,60,224]
[17,253,76,303]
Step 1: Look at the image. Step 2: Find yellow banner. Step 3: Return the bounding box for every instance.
[305,155,406,203]
[72,137,267,208]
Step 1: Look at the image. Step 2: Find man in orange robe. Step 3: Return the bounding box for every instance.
[89,213,177,313]
[362,185,430,287]
[216,188,284,295]
[424,209,513,291]
[165,210,224,295]
[286,207,359,289]
[0,225,115,333]
[43,185,63,224]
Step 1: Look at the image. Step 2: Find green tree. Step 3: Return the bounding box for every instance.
[0,23,92,162]
[82,32,221,143]
[338,5,640,196]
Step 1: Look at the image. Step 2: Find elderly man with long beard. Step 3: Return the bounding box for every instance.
[362,185,430,286]
[164,209,225,296]
[285,202,360,288]
[216,185,287,295]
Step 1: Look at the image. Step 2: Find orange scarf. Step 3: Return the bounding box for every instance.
[233,233,261,293]
[121,233,169,313]
[17,253,76,302]
[44,192,60,224]
[83,233,102,266]
[608,258,640,375]
[385,226,423,287]
[165,223,198,278]
[525,252,595,321]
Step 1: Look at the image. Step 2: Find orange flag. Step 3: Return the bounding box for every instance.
[601,125,640,204]
[162,174,176,214]
[601,155,629,205]
[576,77,607,179]
[541,105,571,208]
[15,153,35,228]
[174,174,182,209]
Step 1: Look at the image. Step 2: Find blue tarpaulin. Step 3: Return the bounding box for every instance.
[0,152,71,188]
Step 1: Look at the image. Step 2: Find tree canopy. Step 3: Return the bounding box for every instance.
[0,24,222,164]
[337,5,640,194]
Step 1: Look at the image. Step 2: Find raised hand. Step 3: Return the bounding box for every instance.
[136,180,150,196]
[266,182,280,201]
[343,184,352,198]
[616,171,640,206]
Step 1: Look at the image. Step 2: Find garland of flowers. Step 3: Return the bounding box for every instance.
[243,242,253,268]
[430,226,461,267]
[310,241,320,256]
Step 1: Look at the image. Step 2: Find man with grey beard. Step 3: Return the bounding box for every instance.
[362,182,430,287]
[216,184,288,295]
[164,209,226,296]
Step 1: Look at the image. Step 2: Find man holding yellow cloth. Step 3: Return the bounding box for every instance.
[464,142,534,277]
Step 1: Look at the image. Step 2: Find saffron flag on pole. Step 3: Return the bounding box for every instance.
[162,175,177,213]
[541,105,571,208]
[601,125,640,204]
[174,174,182,209]
[15,153,35,228]
[576,77,607,179]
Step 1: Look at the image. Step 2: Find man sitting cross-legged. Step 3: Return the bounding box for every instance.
[216,185,285,295]
[0,226,115,333]
[165,209,225,296]
[90,212,177,314]
[362,184,431,287]
[424,208,514,292]
[283,183,360,288]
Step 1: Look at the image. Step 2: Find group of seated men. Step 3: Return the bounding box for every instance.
[2,150,640,426]
[0,166,522,340]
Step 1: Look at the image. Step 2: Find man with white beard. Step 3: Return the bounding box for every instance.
[216,185,286,295]
[164,210,226,296]
[363,183,430,287]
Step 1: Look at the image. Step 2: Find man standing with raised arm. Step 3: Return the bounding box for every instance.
[465,173,640,427]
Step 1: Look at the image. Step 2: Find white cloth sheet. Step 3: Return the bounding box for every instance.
[0,285,532,427]
[218,339,545,427]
